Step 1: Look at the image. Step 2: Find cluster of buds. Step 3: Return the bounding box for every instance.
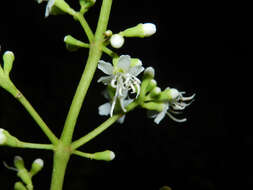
[12,156,44,190]
[107,23,156,48]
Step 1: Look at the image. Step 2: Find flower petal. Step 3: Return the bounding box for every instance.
[98,60,114,75]
[98,103,111,116]
[45,0,55,18]
[97,76,114,84]
[117,115,126,124]
[129,65,144,76]
[117,55,131,72]
[154,110,166,124]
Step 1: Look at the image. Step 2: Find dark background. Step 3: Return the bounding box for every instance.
[0,0,249,190]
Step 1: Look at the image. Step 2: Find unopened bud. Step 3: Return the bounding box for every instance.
[30,158,44,177]
[144,67,155,78]
[93,150,115,161]
[110,34,124,48]
[45,0,76,18]
[121,23,156,38]
[149,87,161,98]
[104,30,113,37]
[146,79,157,92]
[0,128,20,147]
[14,182,27,190]
[64,35,89,51]
[3,51,15,75]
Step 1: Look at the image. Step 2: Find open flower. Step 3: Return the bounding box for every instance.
[97,55,144,116]
[148,88,195,124]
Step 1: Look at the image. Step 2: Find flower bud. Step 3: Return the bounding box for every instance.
[146,79,157,92]
[149,87,161,98]
[14,182,27,190]
[110,34,125,48]
[64,35,89,51]
[144,66,155,78]
[121,23,156,38]
[14,156,25,170]
[93,150,115,161]
[30,158,44,177]
[104,30,113,37]
[0,128,20,147]
[14,156,33,189]
[3,51,15,75]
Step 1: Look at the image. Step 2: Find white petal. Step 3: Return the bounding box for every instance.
[45,0,55,18]
[154,110,166,124]
[129,65,144,76]
[117,115,126,124]
[97,76,113,84]
[98,61,114,75]
[98,103,111,116]
[117,55,131,72]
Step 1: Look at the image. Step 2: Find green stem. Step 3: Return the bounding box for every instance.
[60,0,113,145]
[71,101,138,150]
[18,142,54,150]
[73,150,94,159]
[50,142,71,190]
[75,13,94,42]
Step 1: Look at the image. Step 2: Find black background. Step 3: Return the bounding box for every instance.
[0,0,249,190]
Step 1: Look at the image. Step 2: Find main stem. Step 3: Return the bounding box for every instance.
[50,1,113,190]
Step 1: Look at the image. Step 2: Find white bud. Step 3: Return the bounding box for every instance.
[110,151,115,160]
[0,129,7,144]
[110,34,125,48]
[142,23,156,37]
[34,158,44,167]
[144,67,155,78]
[170,88,180,99]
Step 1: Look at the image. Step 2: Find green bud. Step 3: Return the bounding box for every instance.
[0,128,20,147]
[149,87,161,98]
[14,156,33,189]
[14,182,27,190]
[93,150,115,161]
[45,0,76,18]
[146,79,157,92]
[143,66,155,79]
[121,23,156,38]
[3,51,15,76]
[142,102,164,112]
[64,35,89,51]
[30,158,44,177]
[104,30,113,37]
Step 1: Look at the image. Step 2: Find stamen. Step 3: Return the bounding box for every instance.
[166,112,187,123]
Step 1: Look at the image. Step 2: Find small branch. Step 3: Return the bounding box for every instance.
[16,93,59,145]
[18,141,54,150]
[71,101,139,150]
[72,150,94,159]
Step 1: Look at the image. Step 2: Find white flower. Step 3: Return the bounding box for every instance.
[98,55,144,116]
[148,88,195,124]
